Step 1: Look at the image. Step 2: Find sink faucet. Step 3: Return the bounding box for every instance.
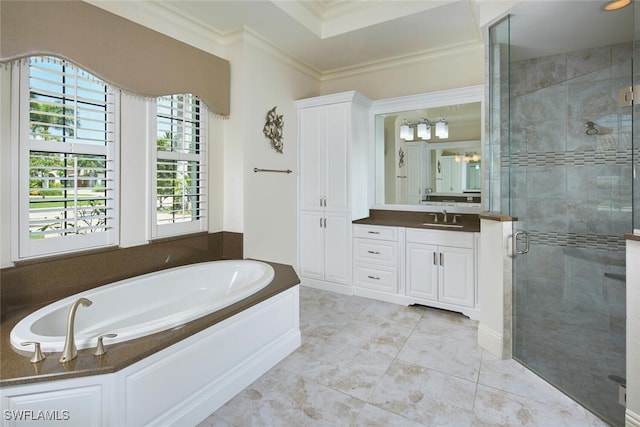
[59,298,92,363]
[442,209,448,223]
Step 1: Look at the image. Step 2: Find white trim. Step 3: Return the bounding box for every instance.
[477,323,504,359]
[626,409,640,427]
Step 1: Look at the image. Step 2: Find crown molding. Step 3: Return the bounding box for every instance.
[272,0,456,39]
[86,0,227,59]
[84,0,483,84]
[231,28,323,81]
[320,41,484,82]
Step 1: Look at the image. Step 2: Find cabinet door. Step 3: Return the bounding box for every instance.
[299,108,325,211]
[323,213,351,285]
[324,103,350,212]
[299,211,325,280]
[405,242,438,301]
[439,246,475,308]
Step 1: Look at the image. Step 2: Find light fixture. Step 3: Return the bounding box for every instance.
[602,0,630,11]
[435,117,448,139]
[400,119,413,140]
[472,153,479,162]
[417,118,431,140]
[454,155,462,163]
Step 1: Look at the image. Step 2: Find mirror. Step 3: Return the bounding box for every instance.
[370,86,484,212]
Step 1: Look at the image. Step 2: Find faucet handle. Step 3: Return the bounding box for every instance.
[452,215,462,224]
[430,213,439,223]
[21,341,46,363]
[94,333,118,356]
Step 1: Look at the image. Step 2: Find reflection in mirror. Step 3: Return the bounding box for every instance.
[376,100,482,208]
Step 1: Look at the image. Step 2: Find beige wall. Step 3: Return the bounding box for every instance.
[235,34,320,265]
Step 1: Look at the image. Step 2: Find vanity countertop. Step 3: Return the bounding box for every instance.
[353,209,480,233]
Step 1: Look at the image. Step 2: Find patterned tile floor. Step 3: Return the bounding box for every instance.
[198,286,609,426]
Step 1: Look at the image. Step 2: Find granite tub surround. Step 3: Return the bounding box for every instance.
[1,231,243,317]
[1,260,299,387]
[353,209,480,232]
[200,286,608,426]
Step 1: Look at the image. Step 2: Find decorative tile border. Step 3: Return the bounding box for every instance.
[501,148,636,168]
[528,229,626,252]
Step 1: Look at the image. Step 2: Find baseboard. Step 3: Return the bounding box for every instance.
[301,278,354,295]
[477,323,504,359]
[626,409,640,427]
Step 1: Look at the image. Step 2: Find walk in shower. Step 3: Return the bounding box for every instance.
[488,2,637,425]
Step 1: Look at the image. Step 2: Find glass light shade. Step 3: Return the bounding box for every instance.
[455,155,461,163]
[435,120,448,138]
[463,155,470,163]
[400,123,412,140]
[417,122,430,140]
[472,153,479,161]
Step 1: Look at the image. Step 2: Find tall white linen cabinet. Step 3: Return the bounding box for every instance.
[296,91,371,294]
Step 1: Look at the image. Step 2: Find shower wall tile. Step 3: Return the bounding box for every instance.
[513,85,567,123]
[566,45,611,81]
[526,53,567,93]
[524,119,568,153]
[525,167,567,199]
[568,71,618,118]
[525,199,568,231]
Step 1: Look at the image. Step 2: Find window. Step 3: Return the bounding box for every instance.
[152,94,206,237]
[17,57,118,259]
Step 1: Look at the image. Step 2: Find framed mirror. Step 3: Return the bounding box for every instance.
[370,85,484,212]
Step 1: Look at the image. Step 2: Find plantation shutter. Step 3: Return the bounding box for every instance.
[154,94,206,236]
[21,57,117,258]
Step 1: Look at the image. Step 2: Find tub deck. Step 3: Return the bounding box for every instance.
[0,260,300,387]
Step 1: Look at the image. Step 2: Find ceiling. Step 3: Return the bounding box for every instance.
[140,0,485,74]
[102,0,635,75]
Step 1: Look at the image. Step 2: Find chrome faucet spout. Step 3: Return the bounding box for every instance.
[59,297,92,363]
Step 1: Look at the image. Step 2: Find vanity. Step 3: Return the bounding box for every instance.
[352,210,480,320]
[296,85,484,320]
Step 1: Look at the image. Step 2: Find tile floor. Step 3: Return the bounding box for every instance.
[198,286,610,426]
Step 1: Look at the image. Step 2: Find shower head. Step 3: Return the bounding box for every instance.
[585,121,599,135]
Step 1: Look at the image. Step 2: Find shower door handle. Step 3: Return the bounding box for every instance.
[514,231,530,255]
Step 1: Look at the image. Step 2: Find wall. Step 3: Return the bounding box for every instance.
[238,34,320,266]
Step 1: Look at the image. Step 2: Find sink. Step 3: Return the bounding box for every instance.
[421,223,464,229]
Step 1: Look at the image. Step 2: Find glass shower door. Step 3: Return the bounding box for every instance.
[504,3,634,426]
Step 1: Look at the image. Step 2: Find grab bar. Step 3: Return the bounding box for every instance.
[254,168,293,174]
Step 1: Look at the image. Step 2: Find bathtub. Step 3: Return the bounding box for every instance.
[10,259,275,352]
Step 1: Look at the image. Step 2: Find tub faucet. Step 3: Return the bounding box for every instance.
[59,297,92,363]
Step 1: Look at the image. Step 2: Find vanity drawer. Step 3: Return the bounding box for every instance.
[354,264,397,293]
[406,228,474,248]
[353,224,398,241]
[354,239,398,266]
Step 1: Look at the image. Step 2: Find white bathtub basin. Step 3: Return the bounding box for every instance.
[10,260,275,352]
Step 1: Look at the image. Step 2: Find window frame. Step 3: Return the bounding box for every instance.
[12,57,120,260]
[149,94,207,239]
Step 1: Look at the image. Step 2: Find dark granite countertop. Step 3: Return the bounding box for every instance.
[0,260,300,387]
[353,209,480,233]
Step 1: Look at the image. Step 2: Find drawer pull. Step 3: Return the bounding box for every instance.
[367,231,380,234]
[367,250,381,255]
[433,252,437,265]
[440,253,444,266]
[367,275,380,280]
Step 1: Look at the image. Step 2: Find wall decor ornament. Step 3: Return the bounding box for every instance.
[263,106,284,153]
